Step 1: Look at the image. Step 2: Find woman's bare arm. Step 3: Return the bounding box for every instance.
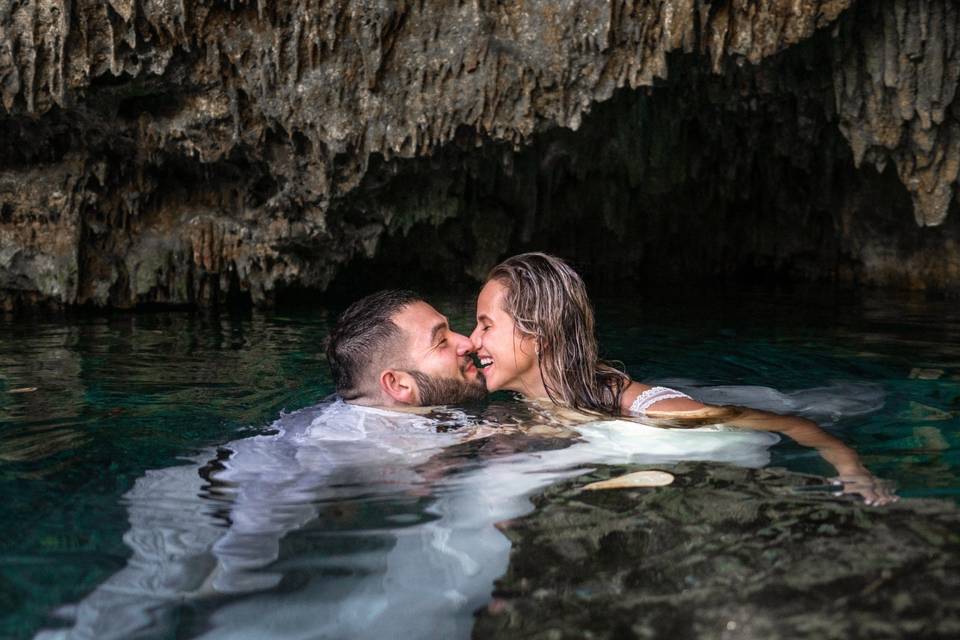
[645,403,897,506]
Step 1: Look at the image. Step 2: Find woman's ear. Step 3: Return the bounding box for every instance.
[380,369,418,405]
[517,332,540,357]
[532,336,545,357]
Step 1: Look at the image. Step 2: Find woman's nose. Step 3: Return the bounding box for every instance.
[468,325,482,350]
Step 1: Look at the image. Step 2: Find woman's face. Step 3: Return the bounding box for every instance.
[470,280,541,394]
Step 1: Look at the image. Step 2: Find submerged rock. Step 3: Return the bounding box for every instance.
[1,1,960,308]
[473,463,960,640]
[583,469,676,490]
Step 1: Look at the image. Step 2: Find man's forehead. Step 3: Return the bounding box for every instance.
[392,301,445,336]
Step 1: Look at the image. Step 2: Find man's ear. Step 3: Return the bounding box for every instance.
[379,369,418,405]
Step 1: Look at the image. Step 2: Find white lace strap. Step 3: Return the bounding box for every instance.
[629,386,692,416]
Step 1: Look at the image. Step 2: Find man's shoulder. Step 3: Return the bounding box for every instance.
[307,397,442,438]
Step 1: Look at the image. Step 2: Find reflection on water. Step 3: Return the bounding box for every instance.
[1,311,335,639]
[2,291,960,639]
[31,400,779,640]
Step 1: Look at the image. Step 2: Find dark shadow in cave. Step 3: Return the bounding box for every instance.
[323,39,960,304]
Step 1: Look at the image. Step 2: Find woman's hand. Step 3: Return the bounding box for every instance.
[731,409,900,506]
[830,472,899,506]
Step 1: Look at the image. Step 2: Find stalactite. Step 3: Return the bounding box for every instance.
[833,0,960,226]
[1,0,959,308]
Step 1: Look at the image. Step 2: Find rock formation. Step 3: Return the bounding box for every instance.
[1,0,959,308]
[474,462,960,639]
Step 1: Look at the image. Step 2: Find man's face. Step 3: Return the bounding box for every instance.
[391,301,487,405]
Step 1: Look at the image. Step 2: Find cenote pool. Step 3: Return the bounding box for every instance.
[1,291,958,639]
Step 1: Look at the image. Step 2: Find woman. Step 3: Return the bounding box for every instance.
[470,252,895,505]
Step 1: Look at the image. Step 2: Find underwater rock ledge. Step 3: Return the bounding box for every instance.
[1,0,959,308]
[473,462,960,640]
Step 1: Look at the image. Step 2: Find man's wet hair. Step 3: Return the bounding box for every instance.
[326,289,424,399]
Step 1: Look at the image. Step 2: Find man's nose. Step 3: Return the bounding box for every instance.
[451,331,474,356]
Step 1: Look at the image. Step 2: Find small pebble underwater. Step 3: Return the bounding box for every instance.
[1,291,958,639]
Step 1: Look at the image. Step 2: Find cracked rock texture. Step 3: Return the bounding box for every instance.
[1,0,959,308]
[473,463,960,640]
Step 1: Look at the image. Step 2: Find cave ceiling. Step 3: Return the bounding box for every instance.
[0,0,958,308]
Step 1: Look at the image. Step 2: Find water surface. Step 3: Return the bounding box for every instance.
[1,291,958,638]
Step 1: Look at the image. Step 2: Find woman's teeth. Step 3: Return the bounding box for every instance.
[469,353,493,369]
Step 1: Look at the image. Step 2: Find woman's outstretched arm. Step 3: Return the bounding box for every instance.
[645,402,897,506]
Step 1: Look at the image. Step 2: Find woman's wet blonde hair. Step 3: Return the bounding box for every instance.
[487,252,631,415]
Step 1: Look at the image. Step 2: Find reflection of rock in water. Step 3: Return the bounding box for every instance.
[0,426,89,465]
[0,325,90,471]
[475,463,960,640]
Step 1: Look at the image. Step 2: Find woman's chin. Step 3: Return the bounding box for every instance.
[487,379,524,395]
[482,367,523,394]
[482,370,506,393]
[484,378,502,392]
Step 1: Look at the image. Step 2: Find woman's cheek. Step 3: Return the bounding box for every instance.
[485,360,503,391]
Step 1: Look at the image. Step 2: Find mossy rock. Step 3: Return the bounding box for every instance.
[474,463,960,640]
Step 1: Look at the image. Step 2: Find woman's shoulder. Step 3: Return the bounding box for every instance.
[621,381,665,412]
[621,381,652,408]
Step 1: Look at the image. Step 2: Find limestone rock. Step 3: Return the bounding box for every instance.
[474,462,960,640]
[583,469,675,490]
[1,1,960,308]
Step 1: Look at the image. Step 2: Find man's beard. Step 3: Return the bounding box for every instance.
[407,369,487,405]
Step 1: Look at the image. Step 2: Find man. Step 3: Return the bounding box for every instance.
[37,291,493,640]
[326,289,487,406]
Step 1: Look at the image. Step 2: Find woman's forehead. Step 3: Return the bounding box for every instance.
[478,280,507,311]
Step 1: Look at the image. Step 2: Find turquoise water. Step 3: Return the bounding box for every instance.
[1,291,958,638]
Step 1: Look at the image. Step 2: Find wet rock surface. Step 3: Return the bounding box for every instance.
[2,1,960,308]
[473,463,960,640]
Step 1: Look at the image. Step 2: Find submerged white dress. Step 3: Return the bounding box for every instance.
[564,385,781,469]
